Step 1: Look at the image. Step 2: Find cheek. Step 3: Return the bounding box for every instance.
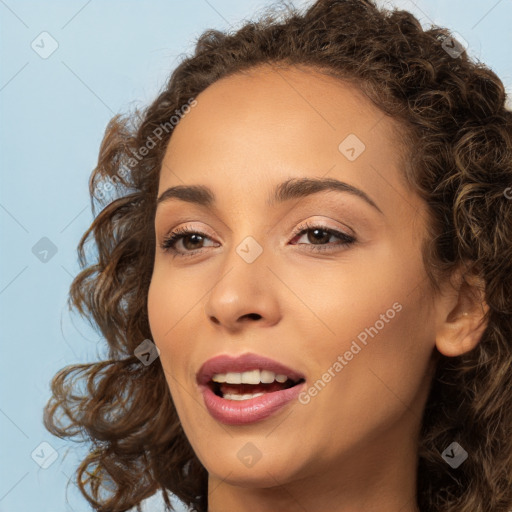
[147,262,201,348]
[147,267,205,392]
[147,274,190,389]
[310,286,434,440]
[147,276,169,347]
[284,253,410,367]
[296,252,434,429]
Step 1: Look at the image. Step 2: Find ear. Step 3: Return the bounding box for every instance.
[435,267,489,357]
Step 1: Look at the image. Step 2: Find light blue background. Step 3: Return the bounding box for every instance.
[1,1,511,511]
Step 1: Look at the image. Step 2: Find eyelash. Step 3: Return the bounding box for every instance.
[159,221,356,258]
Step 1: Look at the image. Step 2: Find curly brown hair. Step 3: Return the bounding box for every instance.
[43,0,512,511]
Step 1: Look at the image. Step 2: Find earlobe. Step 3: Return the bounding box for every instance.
[434,270,489,358]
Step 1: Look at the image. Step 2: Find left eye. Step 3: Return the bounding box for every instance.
[289,223,356,252]
[160,223,356,257]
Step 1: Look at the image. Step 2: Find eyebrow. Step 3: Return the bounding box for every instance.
[156,177,383,215]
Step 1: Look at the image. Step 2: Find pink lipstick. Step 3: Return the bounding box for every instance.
[197,352,306,426]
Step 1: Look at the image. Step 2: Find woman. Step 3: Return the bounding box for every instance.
[44,0,512,511]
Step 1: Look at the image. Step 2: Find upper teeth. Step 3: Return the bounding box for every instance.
[212,370,289,384]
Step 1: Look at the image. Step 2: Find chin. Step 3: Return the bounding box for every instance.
[207,463,296,488]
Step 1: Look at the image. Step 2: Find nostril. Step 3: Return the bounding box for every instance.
[241,313,262,321]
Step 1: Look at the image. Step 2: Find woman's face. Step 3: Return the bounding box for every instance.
[148,65,440,503]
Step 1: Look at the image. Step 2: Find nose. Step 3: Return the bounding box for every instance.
[203,253,282,332]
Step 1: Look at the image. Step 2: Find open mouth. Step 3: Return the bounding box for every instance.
[209,376,306,401]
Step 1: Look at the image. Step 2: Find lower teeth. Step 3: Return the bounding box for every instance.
[223,392,265,401]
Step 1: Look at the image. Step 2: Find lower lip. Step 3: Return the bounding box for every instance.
[200,381,306,426]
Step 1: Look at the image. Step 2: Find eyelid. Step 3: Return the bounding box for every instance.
[290,214,355,235]
[161,220,217,241]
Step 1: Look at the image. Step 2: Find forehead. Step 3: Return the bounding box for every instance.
[158,64,415,219]
[166,64,396,155]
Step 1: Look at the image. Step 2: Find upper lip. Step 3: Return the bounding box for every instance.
[197,352,305,386]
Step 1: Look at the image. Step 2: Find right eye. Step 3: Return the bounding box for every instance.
[160,226,219,257]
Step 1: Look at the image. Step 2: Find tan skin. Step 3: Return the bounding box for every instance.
[147,64,488,512]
